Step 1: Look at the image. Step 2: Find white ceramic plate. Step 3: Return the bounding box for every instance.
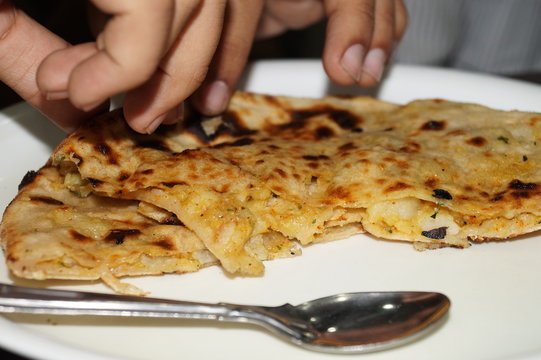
[1,60,541,360]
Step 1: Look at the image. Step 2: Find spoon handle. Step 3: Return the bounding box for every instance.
[0,284,307,341]
[0,283,241,321]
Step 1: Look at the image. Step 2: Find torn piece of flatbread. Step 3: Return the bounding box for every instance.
[0,166,300,294]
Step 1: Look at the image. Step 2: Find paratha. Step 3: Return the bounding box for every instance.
[2,92,541,293]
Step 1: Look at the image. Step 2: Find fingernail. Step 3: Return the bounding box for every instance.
[362,48,386,82]
[145,113,167,134]
[46,91,69,101]
[340,44,365,82]
[202,80,229,115]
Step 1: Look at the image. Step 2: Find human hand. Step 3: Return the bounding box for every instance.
[258,0,408,87]
[35,0,264,133]
[0,1,406,134]
[0,0,264,133]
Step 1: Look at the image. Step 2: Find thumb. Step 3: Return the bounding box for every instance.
[0,1,105,132]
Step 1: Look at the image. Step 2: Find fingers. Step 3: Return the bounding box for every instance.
[122,0,228,133]
[37,0,193,111]
[0,1,105,132]
[191,0,264,115]
[322,0,408,87]
[37,0,258,134]
[19,0,407,137]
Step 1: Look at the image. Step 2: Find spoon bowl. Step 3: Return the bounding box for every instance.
[0,284,449,354]
[240,291,449,353]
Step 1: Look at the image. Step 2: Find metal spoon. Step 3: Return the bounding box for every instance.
[0,284,449,354]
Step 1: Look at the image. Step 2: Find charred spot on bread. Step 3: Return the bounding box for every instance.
[399,141,421,153]
[162,216,184,226]
[135,140,171,152]
[384,182,412,193]
[425,177,439,188]
[338,142,356,152]
[118,172,130,181]
[288,106,362,130]
[327,109,363,129]
[421,120,446,131]
[18,170,38,191]
[274,168,288,178]
[512,191,532,199]
[69,230,94,243]
[302,155,330,161]
[432,189,453,200]
[71,153,84,165]
[152,239,176,251]
[29,196,64,205]
[95,143,111,156]
[94,143,119,165]
[315,126,334,139]
[421,227,448,239]
[105,229,142,245]
[185,110,256,145]
[466,136,488,146]
[220,110,255,136]
[87,178,103,187]
[161,181,188,188]
[509,179,537,190]
[212,137,254,148]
